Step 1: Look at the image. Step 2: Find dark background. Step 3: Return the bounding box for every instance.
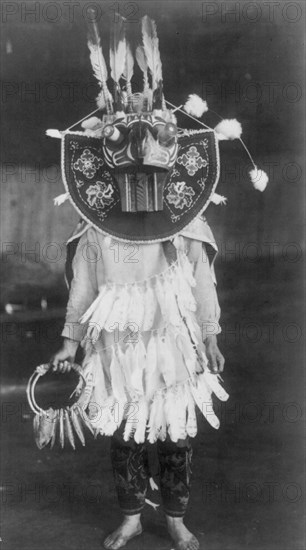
[0,2,305,549]
[1,0,304,307]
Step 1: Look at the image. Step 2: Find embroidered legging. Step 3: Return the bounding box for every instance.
[110,424,193,517]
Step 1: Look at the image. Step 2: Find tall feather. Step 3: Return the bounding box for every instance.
[141,16,163,90]
[87,14,113,112]
[109,14,126,110]
[123,42,134,96]
[135,45,149,90]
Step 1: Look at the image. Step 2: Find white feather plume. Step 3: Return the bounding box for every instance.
[135,45,149,90]
[109,15,126,83]
[157,333,176,387]
[249,168,269,191]
[141,15,163,89]
[123,414,136,441]
[164,390,181,442]
[203,371,229,402]
[145,334,160,399]
[46,129,62,139]
[87,38,112,107]
[189,377,220,429]
[142,285,158,331]
[123,42,134,95]
[163,280,182,326]
[81,117,102,129]
[185,385,197,437]
[109,348,127,403]
[148,392,165,443]
[134,398,149,444]
[184,94,208,118]
[155,277,167,319]
[88,39,108,84]
[83,287,117,341]
[214,119,242,140]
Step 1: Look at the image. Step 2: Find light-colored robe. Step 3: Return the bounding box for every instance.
[61,216,228,443]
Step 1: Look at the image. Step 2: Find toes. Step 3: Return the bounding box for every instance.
[103,537,121,550]
[103,536,112,549]
[109,539,123,550]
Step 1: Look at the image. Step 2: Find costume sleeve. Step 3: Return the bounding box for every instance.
[187,239,221,339]
[61,228,100,342]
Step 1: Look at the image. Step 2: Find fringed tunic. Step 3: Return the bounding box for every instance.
[62,216,228,443]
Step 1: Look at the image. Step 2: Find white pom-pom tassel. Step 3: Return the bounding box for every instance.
[81,117,102,130]
[53,193,69,206]
[184,94,208,118]
[46,129,62,139]
[249,168,269,191]
[214,119,242,140]
[210,193,227,205]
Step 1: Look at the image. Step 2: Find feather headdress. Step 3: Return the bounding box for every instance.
[141,16,163,95]
[87,11,113,113]
[136,45,149,90]
[123,42,134,97]
[109,14,126,111]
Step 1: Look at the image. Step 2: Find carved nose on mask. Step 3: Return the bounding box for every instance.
[130,121,150,159]
[102,124,124,144]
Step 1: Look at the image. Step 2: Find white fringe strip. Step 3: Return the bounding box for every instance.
[79,250,197,340]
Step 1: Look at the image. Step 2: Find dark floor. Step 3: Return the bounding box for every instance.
[1,256,305,550]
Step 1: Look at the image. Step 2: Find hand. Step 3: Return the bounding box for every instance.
[50,338,79,373]
[204,335,225,374]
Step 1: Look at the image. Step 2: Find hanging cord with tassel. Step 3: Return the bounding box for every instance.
[167,95,269,191]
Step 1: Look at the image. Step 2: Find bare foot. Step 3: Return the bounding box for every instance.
[103,515,142,550]
[166,516,199,550]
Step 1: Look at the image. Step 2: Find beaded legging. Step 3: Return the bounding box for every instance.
[110,424,193,517]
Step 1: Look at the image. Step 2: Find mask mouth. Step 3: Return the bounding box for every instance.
[114,168,168,212]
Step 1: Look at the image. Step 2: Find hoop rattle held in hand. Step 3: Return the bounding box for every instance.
[26,363,95,450]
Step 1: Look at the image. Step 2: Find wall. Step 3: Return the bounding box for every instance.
[1,0,304,306]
